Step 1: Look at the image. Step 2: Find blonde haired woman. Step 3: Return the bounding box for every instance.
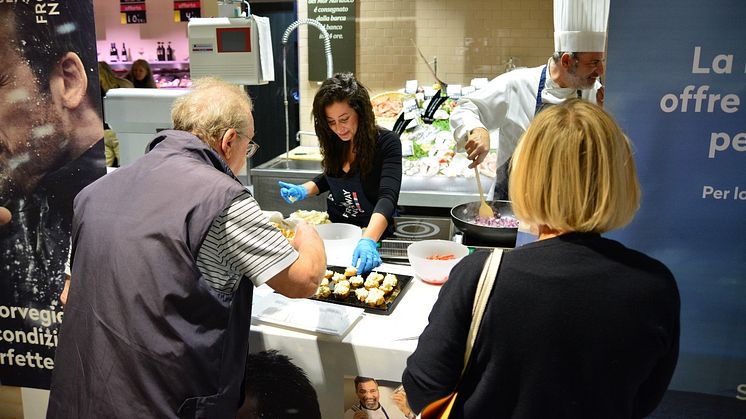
[98,62,133,166]
[99,61,133,92]
[403,99,680,419]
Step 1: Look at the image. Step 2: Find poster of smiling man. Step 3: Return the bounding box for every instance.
[0,1,105,388]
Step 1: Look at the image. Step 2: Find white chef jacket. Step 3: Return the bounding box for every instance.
[450,59,601,198]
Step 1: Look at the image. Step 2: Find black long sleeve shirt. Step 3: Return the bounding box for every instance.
[313,128,402,225]
[403,233,680,419]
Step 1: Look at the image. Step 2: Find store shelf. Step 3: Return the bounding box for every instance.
[108,60,190,72]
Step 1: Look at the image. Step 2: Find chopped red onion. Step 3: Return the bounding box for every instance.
[471,214,519,228]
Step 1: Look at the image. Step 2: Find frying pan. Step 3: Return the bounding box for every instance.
[450,200,518,247]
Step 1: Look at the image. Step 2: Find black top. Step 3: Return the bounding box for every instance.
[313,128,402,224]
[403,233,680,419]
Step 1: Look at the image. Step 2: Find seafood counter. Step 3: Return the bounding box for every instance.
[252,89,499,213]
[250,146,496,213]
[251,154,493,213]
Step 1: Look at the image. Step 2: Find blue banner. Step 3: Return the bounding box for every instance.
[606,0,745,398]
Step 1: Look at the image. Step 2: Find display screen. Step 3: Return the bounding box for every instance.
[216,27,251,53]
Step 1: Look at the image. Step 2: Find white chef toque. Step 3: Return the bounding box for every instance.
[554,0,610,53]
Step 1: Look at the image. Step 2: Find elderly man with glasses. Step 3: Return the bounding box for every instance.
[48,76,327,418]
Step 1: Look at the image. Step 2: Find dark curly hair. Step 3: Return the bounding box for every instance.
[241,350,321,419]
[312,73,377,177]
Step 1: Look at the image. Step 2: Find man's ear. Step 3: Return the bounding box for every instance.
[559,52,574,70]
[49,52,88,109]
[220,128,239,159]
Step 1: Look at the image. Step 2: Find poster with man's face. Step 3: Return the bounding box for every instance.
[0,2,105,388]
[344,376,412,419]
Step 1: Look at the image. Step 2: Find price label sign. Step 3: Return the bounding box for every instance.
[120,0,147,25]
[174,1,201,22]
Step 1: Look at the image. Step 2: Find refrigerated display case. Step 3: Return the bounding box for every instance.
[109,60,192,88]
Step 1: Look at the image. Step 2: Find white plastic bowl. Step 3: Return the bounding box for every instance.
[315,223,362,266]
[407,240,470,285]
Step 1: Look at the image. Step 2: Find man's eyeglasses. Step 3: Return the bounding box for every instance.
[246,141,260,158]
[227,128,260,158]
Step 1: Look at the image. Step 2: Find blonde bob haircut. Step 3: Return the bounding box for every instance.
[509,99,640,233]
[171,76,253,149]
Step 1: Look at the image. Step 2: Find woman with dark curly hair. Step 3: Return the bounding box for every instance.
[279,73,402,274]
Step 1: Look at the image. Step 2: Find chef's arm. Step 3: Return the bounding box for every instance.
[311,171,336,197]
[450,77,510,166]
[450,98,487,146]
[301,181,320,197]
[365,130,401,242]
[363,213,389,242]
[449,107,491,167]
[450,74,509,140]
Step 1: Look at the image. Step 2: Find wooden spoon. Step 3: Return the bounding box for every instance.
[474,167,495,218]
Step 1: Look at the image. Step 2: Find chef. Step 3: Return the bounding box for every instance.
[451,0,609,200]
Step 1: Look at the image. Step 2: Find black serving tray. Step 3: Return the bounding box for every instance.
[309,265,413,315]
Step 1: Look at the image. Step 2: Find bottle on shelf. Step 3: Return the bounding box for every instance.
[109,42,119,62]
[166,42,174,62]
[157,42,165,61]
[121,42,128,62]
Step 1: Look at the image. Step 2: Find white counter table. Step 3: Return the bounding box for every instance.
[248,261,442,418]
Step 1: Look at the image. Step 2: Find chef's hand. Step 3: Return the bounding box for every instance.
[352,238,382,274]
[465,127,490,168]
[278,181,307,204]
[596,85,605,107]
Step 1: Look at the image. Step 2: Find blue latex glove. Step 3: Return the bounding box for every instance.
[278,181,307,204]
[352,238,382,274]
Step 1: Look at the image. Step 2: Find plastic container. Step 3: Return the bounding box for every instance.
[315,223,362,266]
[407,240,470,285]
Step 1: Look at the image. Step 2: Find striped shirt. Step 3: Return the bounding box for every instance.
[196,190,297,293]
